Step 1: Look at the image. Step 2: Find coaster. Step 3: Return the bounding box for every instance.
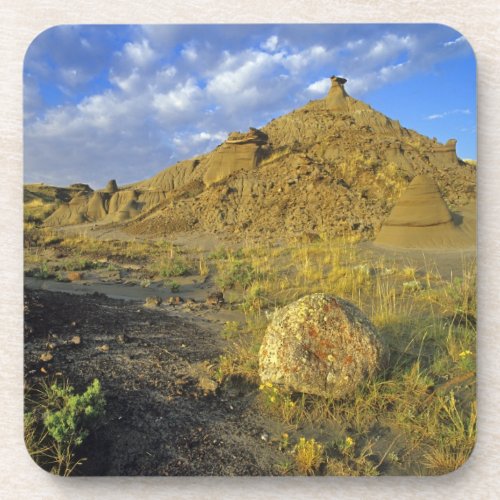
[23,24,476,476]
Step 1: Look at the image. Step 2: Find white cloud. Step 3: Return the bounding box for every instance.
[153,78,203,116]
[80,37,91,49]
[444,36,465,47]
[206,50,283,106]
[24,75,42,121]
[283,45,329,73]
[109,69,142,93]
[306,78,331,94]
[181,45,198,62]
[191,131,227,143]
[346,39,364,50]
[344,61,410,95]
[123,39,156,67]
[366,34,413,63]
[262,35,279,52]
[426,108,470,120]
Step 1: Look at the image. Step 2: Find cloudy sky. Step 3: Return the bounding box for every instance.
[24,24,476,188]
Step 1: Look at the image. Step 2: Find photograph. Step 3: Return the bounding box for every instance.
[23,24,476,476]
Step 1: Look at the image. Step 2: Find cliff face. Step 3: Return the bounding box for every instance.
[43,77,476,240]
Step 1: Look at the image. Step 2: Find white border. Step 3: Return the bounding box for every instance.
[1,1,499,498]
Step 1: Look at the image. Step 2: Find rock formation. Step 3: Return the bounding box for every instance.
[40,76,476,246]
[258,294,385,399]
[104,179,118,193]
[374,175,475,249]
[203,128,269,186]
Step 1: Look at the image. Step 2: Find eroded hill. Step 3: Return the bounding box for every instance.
[39,76,476,241]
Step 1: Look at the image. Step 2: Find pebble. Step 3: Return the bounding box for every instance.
[39,352,53,362]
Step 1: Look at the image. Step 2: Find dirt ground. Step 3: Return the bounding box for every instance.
[24,289,288,476]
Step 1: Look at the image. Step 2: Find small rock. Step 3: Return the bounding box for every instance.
[97,344,109,352]
[70,335,81,345]
[206,291,224,306]
[168,296,184,305]
[115,333,130,344]
[39,352,53,362]
[197,377,218,395]
[145,296,162,308]
[67,271,84,282]
[46,342,57,350]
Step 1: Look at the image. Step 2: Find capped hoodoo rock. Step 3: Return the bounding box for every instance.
[325,76,350,111]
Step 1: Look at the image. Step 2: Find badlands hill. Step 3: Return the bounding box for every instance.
[37,76,476,244]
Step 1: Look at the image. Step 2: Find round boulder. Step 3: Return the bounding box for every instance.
[258,293,385,398]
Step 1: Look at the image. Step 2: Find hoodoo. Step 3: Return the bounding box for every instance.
[103,179,118,193]
[374,175,474,249]
[325,76,350,111]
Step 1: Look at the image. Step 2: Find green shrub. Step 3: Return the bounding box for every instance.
[63,257,98,271]
[26,263,55,280]
[158,257,190,278]
[25,378,106,475]
[216,261,256,290]
[43,379,105,447]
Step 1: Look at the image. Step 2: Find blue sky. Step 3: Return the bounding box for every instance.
[24,24,476,188]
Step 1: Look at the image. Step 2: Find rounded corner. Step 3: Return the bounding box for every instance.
[23,24,68,72]
[432,23,477,65]
[22,432,54,476]
[432,438,478,477]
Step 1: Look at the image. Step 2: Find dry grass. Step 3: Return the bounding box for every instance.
[212,237,476,476]
[292,437,325,475]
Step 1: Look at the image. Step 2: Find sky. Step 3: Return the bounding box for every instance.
[24,24,476,188]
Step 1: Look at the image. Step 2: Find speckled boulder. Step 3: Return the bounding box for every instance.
[258,293,385,398]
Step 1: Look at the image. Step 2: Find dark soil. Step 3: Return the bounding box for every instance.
[24,289,286,476]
